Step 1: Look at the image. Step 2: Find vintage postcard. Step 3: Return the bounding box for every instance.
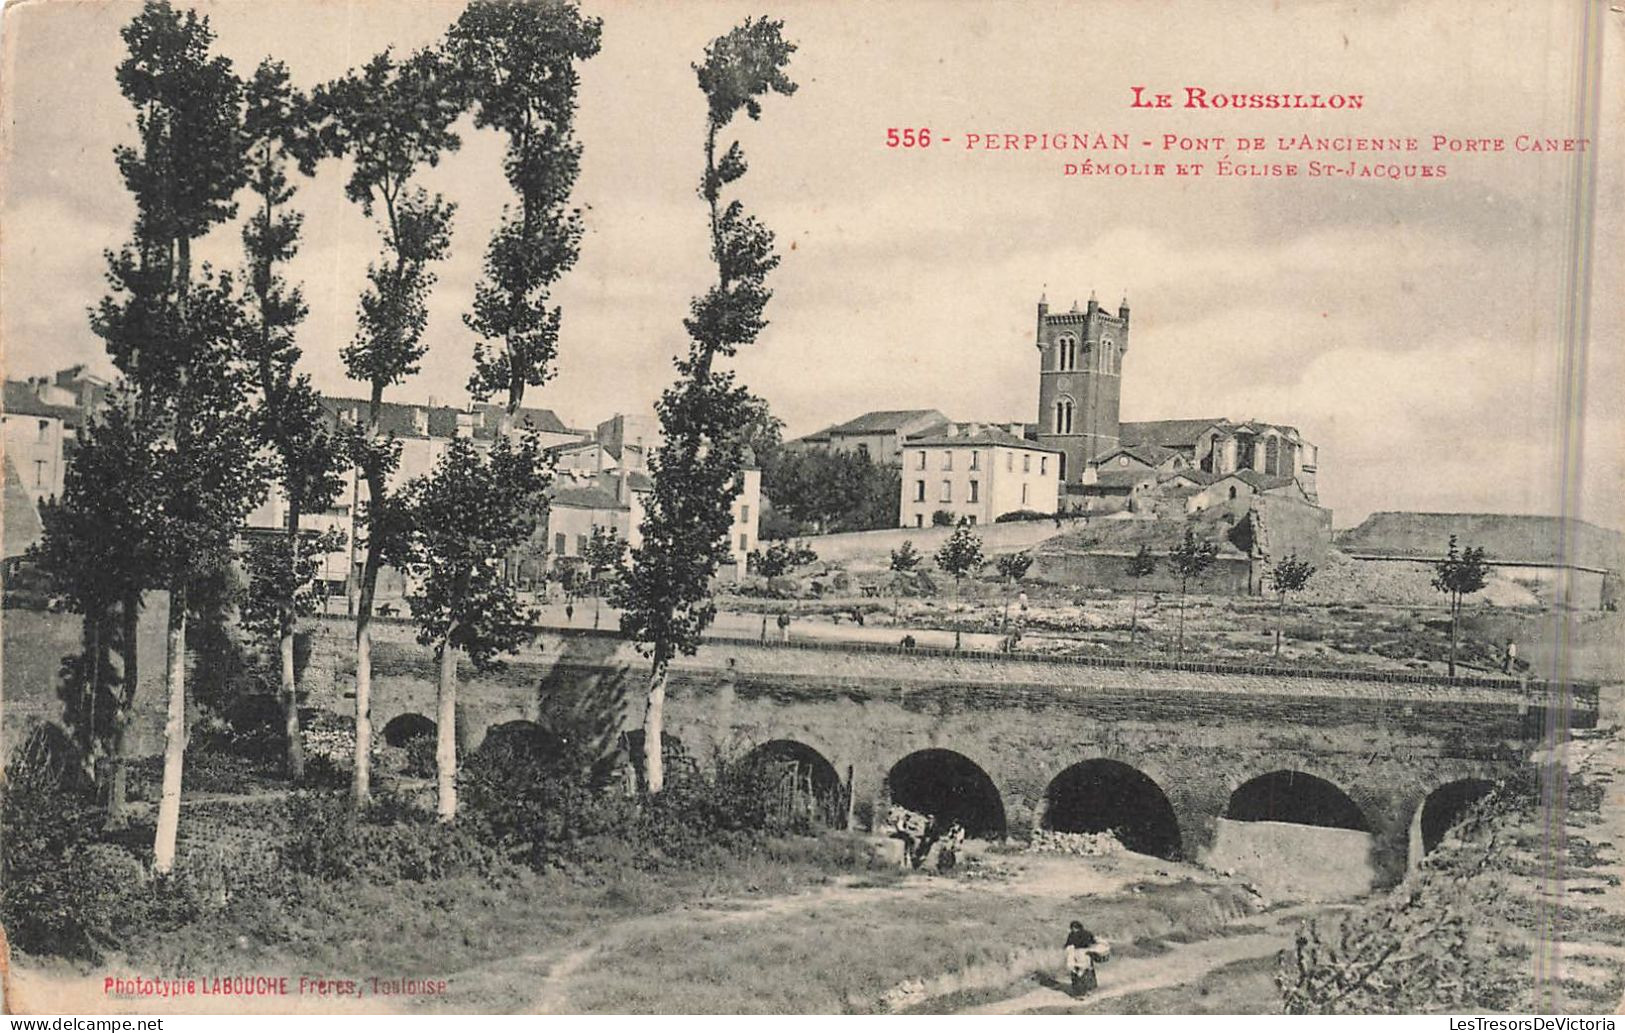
[0,0,1620,1019]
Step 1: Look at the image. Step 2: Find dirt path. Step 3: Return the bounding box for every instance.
[427,873,942,1014]
[958,904,1327,1016]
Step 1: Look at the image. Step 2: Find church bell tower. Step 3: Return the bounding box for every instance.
[1035,290,1130,485]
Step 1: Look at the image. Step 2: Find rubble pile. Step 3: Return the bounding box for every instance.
[1025,828,1126,856]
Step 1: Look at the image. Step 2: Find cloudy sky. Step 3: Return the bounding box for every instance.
[1,0,1620,527]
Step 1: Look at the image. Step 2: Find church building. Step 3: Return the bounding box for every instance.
[1034,292,1319,513]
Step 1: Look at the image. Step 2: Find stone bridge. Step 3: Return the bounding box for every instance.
[2,607,1593,898]
[295,617,1590,897]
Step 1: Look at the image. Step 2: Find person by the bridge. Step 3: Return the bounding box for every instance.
[1064,920,1099,997]
[1502,638,1517,674]
[776,611,791,643]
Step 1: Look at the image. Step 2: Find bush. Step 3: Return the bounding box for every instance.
[403,733,437,778]
[931,509,955,527]
[994,509,1050,523]
[281,791,500,884]
[1,760,143,961]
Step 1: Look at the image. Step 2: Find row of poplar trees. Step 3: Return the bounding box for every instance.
[38,0,797,870]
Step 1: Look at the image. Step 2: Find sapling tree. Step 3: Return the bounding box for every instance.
[582,524,628,630]
[398,433,551,820]
[1167,528,1216,659]
[616,18,796,795]
[447,0,602,427]
[240,57,349,780]
[935,519,985,650]
[309,47,465,803]
[889,538,922,615]
[94,0,270,872]
[1268,554,1317,660]
[1126,544,1156,646]
[1431,535,1489,677]
[996,550,1033,633]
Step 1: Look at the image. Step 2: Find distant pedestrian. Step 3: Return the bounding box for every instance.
[1502,638,1517,674]
[1017,590,1029,613]
[565,601,574,624]
[777,611,791,643]
[1064,920,1099,997]
[761,615,769,642]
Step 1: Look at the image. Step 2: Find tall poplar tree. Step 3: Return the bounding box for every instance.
[308,48,465,803]
[94,0,268,872]
[615,19,796,794]
[397,433,552,820]
[240,58,348,780]
[446,0,601,427]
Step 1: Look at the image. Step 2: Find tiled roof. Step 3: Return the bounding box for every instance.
[1120,417,1305,449]
[2,381,79,422]
[1092,443,1179,467]
[549,485,627,511]
[827,409,948,435]
[320,396,573,441]
[1118,418,1227,449]
[906,425,1061,452]
[1221,469,1299,492]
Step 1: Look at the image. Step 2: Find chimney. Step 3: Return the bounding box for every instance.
[615,466,630,504]
[945,423,959,437]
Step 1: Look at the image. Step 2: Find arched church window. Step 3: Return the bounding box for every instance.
[1057,334,1076,371]
[1101,338,1115,374]
[1265,437,1280,475]
[1054,397,1074,435]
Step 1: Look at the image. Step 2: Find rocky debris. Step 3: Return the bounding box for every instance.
[880,978,927,1011]
[1025,828,1126,856]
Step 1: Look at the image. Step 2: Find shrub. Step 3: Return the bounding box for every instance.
[931,509,955,527]
[403,733,437,778]
[1,760,143,961]
[994,509,1050,523]
[281,791,499,884]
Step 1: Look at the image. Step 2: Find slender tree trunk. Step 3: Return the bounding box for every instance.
[354,587,375,804]
[282,502,305,781]
[1129,588,1139,645]
[1176,582,1187,658]
[153,585,188,874]
[1448,595,1459,677]
[353,395,386,806]
[1275,590,1286,658]
[436,633,458,822]
[105,592,141,831]
[954,576,963,651]
[643,652,669,795]
[594,590,601,630]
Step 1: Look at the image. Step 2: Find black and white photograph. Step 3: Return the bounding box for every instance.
[0,0,1620,1018]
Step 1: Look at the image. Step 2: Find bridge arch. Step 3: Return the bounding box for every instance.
[886,748,1006,839]
[382,713,436,747]
[741,739,846,828]
[1225,769,1371,831]
[1041,759,1183,859]
[1411,778,1496,865]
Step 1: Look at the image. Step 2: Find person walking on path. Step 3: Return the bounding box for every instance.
[1064,920,1100,997]
[1502,638,1518,674]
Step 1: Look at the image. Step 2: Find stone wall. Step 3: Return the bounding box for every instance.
[1,595,171,761]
